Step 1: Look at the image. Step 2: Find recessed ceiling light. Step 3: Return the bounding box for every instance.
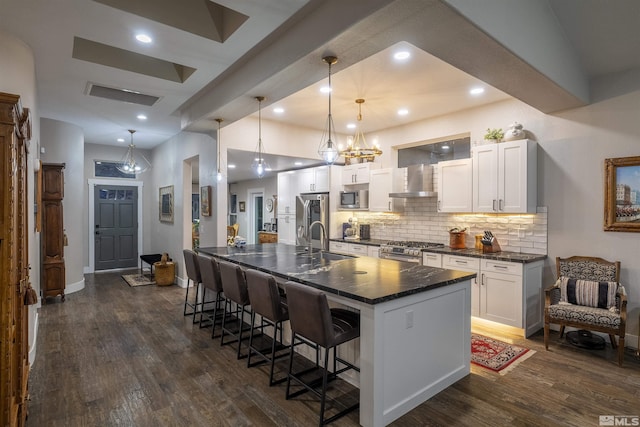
[397,108,409,116]
[228,164,236,169]
[135,34,152,44]
[320,86,331,94]
[137,114,147,120]
[273,107,284,114]
[294,161,303,166]
[117,138,125,143]
[394,51,411,61]
[470,87,485,95]
[442,144,450,150]
[346,123,356,129]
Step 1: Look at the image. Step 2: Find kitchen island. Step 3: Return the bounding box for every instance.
[197,244,475,427]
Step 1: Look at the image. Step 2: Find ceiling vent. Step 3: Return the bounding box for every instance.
[85,82,161,106]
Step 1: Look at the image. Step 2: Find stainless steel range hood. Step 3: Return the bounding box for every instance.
[389,164,437,198]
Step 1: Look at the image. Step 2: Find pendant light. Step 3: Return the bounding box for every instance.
[252,96,270,178]
[318,55,340,164]
[116,129,151,174]
[215,118,224,182]
[340,98,382,163]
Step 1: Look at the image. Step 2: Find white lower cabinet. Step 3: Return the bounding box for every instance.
[329,241,379,257]
[277,214,296,245]
[442,255,481,317]
[422,252,442,267]
[427,251,544,337]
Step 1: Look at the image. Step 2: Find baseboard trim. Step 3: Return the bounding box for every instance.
[66,277,85,294]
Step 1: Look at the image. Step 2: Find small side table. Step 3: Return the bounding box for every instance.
[140,254,162,277]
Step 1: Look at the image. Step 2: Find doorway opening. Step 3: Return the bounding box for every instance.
[247,188,264,244]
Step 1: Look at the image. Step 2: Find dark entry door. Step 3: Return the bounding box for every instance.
[95,185,138,270]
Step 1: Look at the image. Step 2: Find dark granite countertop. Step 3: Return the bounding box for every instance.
[197,244,475,305]
[329,238,387,247]
[422,246,547,263]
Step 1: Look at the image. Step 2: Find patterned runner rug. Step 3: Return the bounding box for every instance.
[471,333,535,375]
[122,274,155,287]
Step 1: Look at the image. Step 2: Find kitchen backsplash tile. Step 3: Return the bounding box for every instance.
[354,199,547,255]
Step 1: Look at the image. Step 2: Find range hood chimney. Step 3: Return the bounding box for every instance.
[389,164,437,198]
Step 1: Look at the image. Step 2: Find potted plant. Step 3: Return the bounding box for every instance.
[484,128,504,143]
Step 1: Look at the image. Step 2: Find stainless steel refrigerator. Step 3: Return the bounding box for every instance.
[296,193,329,250]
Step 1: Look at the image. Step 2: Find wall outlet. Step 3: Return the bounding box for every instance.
[405,310,414,329]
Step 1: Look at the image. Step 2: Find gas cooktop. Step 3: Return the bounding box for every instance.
[382,241,445,249]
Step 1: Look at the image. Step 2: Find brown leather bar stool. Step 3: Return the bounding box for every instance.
[218,260,252,359]
[245,269,291,386]
[182,249,202,323]
[284,281,360,426]
[196,254,225,336]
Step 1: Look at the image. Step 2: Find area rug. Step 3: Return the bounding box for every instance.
[471,334,535,375]
[122,274,155,287]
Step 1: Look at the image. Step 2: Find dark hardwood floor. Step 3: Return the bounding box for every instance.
[27,270,640,426]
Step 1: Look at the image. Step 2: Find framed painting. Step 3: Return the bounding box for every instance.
[200,185,211,217]
[159,185,174,223]
[604,156,640,232]
[239,201,246,212]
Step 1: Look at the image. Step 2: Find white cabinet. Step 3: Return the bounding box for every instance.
[329,241,379,257]
[443,255,480,317]
[298,166,330,193]
[472,139,537,213]
[437,159,472,212]
[367,246,379,258]
[369,168,404,212]
[341,162,379,185]
[277,214,296,245]
[422,252,442,267]
[277,172,295,214]
[434,251,544,336]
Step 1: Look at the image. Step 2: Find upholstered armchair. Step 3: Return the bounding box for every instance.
[544,256,627,366]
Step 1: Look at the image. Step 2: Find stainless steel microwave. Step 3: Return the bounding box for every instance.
[339,190,369,210]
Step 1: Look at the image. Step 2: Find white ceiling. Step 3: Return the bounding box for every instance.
[2,0,640,182]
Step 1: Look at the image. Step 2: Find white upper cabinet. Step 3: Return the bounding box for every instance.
[437,159,472,212]
[298,166,330,193]
[341,162,380,185]
[369,168,404,212]
[472,139,537,213]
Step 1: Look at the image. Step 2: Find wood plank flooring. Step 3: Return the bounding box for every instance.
[27,270,640,426]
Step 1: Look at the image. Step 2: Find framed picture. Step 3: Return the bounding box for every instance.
[604,156,640,232]
[200,185,211,217]
[239,201,246,212]
[159,185,174,223]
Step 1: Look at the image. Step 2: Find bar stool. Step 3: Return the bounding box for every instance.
[245,269,291,386]
[218,260,252,359]
[196,254,225,336]
[182,249,202,323]
[284,281,360,426]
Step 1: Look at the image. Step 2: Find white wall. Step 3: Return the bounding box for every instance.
[40,119,85,294]
[0,30,39,364]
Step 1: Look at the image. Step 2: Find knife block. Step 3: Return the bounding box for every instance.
[481,238,501,253]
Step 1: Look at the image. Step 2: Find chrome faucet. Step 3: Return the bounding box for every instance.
[308,220,328,253]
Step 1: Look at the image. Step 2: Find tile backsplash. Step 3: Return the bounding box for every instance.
[352,198,547,255]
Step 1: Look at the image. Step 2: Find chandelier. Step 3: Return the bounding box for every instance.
[215,118,224,182]
[340,98,382,163]
[116,129,151,174]
[252,96,270,178]
[317,55,340,164]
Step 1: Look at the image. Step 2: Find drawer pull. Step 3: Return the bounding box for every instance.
[455,260,467,264]
[493,265,508,269]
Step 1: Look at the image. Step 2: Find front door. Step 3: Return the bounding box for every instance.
[94,185,138,270]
